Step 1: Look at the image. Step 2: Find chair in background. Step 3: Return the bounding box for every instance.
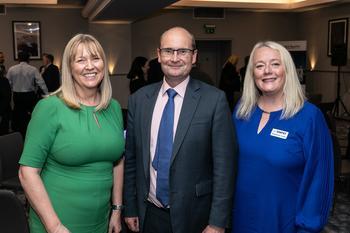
[0,132,23,192]
[0,190,29,233]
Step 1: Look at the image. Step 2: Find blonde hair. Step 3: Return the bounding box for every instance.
[226,55,239,66]
[52,34,112,111]
[236,41,306,120]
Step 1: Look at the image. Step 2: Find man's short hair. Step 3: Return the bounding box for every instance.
[18,51,30,62]
[47,54,54,63]
[43,53,54,63]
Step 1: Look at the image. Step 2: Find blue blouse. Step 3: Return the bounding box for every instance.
[232,102,334,233]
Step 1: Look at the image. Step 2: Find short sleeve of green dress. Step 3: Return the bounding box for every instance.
[19,95,125,233]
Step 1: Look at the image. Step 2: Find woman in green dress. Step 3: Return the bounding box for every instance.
[19,34,125,233]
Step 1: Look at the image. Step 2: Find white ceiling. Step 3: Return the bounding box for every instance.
[0,0,57,4]
[172,0,342,10]
[1,0,348,22]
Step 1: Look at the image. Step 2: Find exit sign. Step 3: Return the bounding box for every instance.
[204,24,216,34]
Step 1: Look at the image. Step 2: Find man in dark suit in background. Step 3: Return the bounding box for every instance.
[147,57,163,84]
[40,53,60,92]
[124,26,237,233]
[190,62,214,86]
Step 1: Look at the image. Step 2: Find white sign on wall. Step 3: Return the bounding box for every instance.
[278,40,307,83]
[278,40,307,51]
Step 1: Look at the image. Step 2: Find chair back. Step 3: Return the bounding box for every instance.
[0,132,23,181]
[0,190,29,233]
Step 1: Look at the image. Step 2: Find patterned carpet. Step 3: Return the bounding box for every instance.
[324,192,350,233]
[12,189,350,232]
[324,116,350,233]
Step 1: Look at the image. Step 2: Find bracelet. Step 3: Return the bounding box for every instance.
[111,204,124,211]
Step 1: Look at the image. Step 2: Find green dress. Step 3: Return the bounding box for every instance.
[19,95,125,233]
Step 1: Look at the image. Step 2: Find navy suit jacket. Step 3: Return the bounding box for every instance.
[124,78,237,233]
[42,64,60,92]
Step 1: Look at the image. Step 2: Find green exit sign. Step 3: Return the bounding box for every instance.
[204,24,216,34]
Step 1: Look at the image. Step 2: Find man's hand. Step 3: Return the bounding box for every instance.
[202,225,225,233]
[124,217,139,232]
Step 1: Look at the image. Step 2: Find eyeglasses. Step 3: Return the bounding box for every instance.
[159,48,196,57]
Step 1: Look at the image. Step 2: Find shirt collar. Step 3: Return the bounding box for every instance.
[160,76,190,98]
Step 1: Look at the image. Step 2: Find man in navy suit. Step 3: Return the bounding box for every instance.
[40,53,60,93]
[124,27,237,233]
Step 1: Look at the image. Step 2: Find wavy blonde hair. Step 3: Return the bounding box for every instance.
[52,34,112,111]
[236,41,306,120]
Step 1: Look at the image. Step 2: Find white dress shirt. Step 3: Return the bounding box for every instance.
[148,77,190,207]
[7,62,48,94]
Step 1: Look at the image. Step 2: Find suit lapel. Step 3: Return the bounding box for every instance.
[171,79,201,164]
[141,83,162,180]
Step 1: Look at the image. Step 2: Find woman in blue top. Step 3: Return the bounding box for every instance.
[232,41,334,233]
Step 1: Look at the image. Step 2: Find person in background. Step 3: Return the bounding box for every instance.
[0,67,11,135]
[232,41,334,233]
[18,34,125,233]
[219,55,240,112]
[239,55,249,89]
[190,62,214,85]
[6,51,48,137]
[147,57,163,84]
[40,53,61,93]
[0,51,6,76]
[127,56,149,94]
[124,26,237,233]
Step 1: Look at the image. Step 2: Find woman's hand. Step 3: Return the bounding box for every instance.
[51,223,70,233]
[19,166,67,233]
[108,211,122,233]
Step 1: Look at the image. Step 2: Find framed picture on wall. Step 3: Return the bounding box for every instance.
[327,18,348,56]
[12,21,41,60]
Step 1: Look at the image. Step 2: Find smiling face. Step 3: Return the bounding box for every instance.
[71,43,104,96]
[253,46,286,97]
[158,27,197,86]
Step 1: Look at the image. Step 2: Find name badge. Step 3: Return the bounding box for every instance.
[270,128,289,139]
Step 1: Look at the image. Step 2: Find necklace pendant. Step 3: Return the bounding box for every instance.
[93,112,101,128]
